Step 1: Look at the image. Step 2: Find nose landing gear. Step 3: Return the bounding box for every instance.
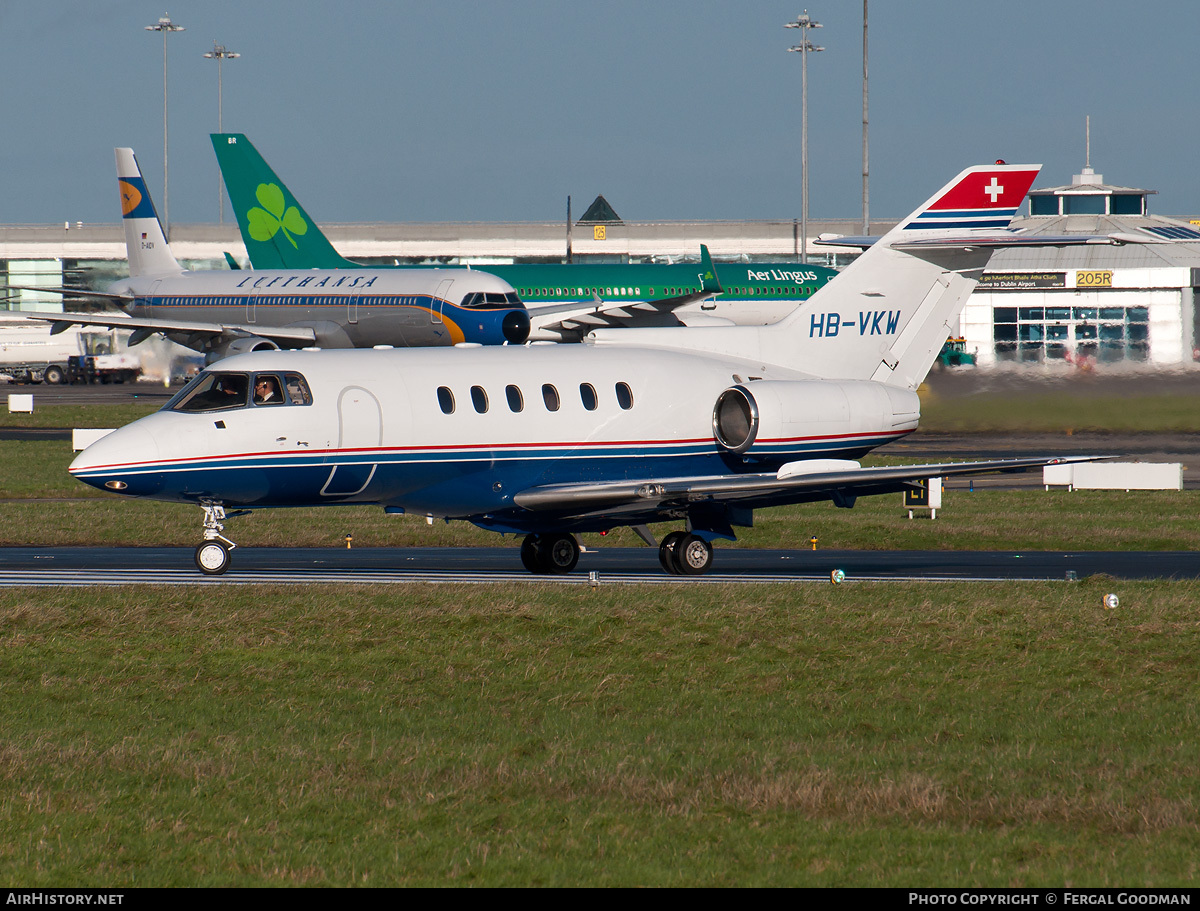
[194,502,239,575]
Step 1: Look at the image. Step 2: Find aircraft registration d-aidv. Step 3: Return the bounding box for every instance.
[70,163,1121,576]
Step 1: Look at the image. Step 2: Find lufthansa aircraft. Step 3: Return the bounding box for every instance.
[69,163,1118,576]
[16,149,530,362]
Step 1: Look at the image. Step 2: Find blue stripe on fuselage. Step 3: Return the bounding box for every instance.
[70,430,910,511]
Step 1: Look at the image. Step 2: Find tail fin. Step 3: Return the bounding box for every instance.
[116,148,183,277]
[777,163,1040,388]
[699,244,722,295]
[211,133,354,269]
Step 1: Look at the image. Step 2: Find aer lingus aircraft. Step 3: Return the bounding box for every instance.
[70,162,1120,576]
[15,149,530,362]
[211,133,838,339]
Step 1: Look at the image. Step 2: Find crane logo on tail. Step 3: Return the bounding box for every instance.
[118,178,154,219]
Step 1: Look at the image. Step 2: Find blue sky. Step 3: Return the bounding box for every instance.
[4,0,1199,226]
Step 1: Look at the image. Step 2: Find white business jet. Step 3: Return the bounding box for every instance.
[70,162,1116,575]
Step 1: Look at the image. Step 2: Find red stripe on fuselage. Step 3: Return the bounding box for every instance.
[71,428,913,474]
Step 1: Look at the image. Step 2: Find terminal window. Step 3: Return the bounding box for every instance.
[994,305,1149,364]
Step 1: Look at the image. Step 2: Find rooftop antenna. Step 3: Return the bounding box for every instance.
[1086,114,1091,169]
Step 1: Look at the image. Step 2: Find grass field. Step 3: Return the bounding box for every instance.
[2,394,1200,885]
[2,582,1198,887]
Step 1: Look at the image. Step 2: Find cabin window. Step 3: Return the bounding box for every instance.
[437,386,455,414]
[506,384,524,413]
[580,383,597,411]
[615,382,633,410]
[471,385,489,413]
[542,384,560,412]
[167,371,250,413]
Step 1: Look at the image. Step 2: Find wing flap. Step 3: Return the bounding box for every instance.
[513,456,1101,515]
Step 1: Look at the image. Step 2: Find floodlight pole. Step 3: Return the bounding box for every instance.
[204,42,240,225]
[862,0,869,235]
[786,11,824,264]
[145,14,185,240]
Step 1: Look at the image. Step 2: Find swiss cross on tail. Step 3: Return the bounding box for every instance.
[901,164,1040,231]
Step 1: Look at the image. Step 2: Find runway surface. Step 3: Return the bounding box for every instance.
[0,545,1196,586]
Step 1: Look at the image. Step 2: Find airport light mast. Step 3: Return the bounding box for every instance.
[204,42,240,226]
[145,14,185,241]
[785,10,823,265]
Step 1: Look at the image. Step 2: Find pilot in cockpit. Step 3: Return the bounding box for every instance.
[254,375,282,405]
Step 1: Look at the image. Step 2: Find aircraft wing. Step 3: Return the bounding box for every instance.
[530,294,712,335]
[528,244,724,338]
[513,456,1099,518]
[6,284,135,303]
[815,232,1139,250]
[18,310,317,346]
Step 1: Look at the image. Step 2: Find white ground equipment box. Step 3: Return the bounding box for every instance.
[1043,462,1182,491]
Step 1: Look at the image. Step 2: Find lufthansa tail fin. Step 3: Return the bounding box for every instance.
[116,148,183,277]
[774,163,1041,388]
[211,133,354,270]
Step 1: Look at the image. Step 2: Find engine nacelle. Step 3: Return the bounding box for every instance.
[713,380,920,456]
[204,336,281,365]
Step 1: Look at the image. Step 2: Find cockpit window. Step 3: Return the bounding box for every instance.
[284,373,312,405]
[253,374,283,405]
[165,370,312,413]
[459,291,526,310]
[168,372,249,412]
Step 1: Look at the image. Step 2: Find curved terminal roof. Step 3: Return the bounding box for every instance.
[991,166,1200,270]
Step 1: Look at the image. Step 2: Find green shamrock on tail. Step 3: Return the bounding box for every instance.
[246,183,307,248]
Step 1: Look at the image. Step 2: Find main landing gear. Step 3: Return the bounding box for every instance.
[517,530,716,576]
[520,533,580,575]
[194,502,239,575]
[658,531,714,576]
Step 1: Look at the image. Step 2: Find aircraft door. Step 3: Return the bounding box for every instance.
[135,280,161,315]
[348,295,359,325]
[320,385,383,497]
[246,293,257,324]
[431,279,454,325]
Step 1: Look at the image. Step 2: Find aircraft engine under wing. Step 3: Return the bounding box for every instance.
[513,456,1102,519]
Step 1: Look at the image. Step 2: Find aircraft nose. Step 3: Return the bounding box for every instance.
[69,423,161,492]
[503,310,531,344]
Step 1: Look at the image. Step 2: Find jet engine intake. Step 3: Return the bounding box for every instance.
[713,381,920,457]
[206,336,281,364]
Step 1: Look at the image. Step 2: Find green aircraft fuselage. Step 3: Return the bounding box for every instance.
[212,133,837,316]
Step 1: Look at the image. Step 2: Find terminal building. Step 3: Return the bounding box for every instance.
[3,173,1200,370]
[961,166,1200,369]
